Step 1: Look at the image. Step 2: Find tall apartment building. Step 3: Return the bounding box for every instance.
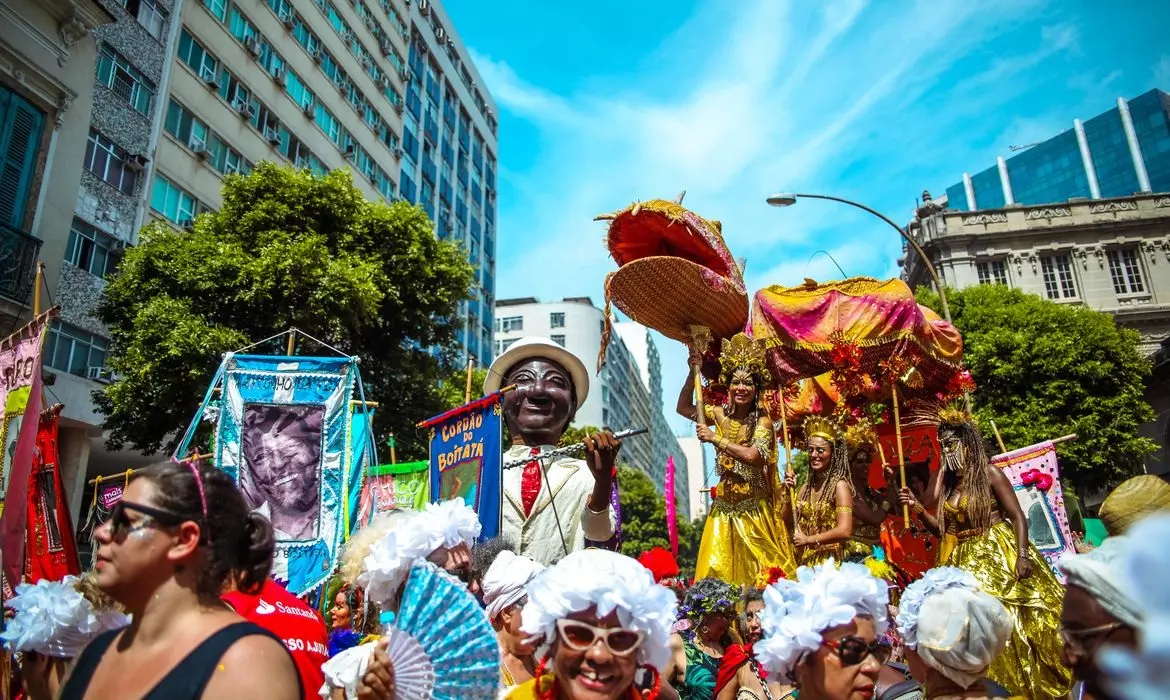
[493,297,691,506]
[399,0,498,370]
[676,435,710,521]
[902,88,1170,476]
[613,322,688,516]
[2,0,495,527]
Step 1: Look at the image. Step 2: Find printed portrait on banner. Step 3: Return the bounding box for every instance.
[241,404,325,541]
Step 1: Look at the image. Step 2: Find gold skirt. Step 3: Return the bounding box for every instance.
[939,520,1072,700]
[695,500,795,586]
[796,537,872,569]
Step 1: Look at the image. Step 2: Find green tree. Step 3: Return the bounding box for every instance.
[96,164,474,460]
[917,284,1156,492]
[437,367,488,409]
[617,465,705,576]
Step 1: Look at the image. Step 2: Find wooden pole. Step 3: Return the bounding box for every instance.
[989,420,1008,453]
[286,328,296,356]
[777,391,796,505]
[464,356,475,405]
[891,385,910,528]
[688,325,712,428]
[32,261,45,315]
[388,433,397,465]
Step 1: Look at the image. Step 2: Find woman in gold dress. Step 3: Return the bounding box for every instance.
[896,408,1072,700]
[676,333,795,586]
[843,420,894,562]
[782,416,866,567]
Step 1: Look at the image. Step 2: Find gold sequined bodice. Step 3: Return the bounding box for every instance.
[795,498,835,536]
[706,407,776,515]
[853,488,883,542]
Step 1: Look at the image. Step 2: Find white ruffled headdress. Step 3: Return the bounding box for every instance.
[521,549,678,670]
[357,498,482,606]
[483,550,544,621]
[895,567,1011,689]
[755,560,889,680]
[1100,514,1170,700]
[1,576,129,657]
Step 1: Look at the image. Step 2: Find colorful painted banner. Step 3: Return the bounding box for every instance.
[357,460,429,523]
[207,354,357,596]
[423,395,502,541]
[992,441,1074,580]
[0,308,55,585]
[26,410,80,582]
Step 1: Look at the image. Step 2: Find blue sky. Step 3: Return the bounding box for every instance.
[446,0,1169,436]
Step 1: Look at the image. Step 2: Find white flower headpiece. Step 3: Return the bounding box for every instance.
[895,566,980,649]
[357,498,482,606]
[755,560,889,680]
[1,577,129,657]
[521,549,678,670]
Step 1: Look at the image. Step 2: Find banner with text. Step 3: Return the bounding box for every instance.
[425,396,502,541]
[357,460,429,524]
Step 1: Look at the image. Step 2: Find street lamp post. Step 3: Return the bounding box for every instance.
[766,192,952,324]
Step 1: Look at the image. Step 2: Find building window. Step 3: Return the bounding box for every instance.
[96,45,155,116]
[1040,253,1077,300]
[44,323,108,377]
[500,316,523,333]
[150,174,199,224]
[0,86,46,230]
[549,312,565,329]
[550,334,566,347]
[84,131,139,195]
[66,218,120,277]
[1107,247,1146,295]
[122,0,168,40]
[202,0,227,21]
[495,338,517,356]
[975,260,1008,286]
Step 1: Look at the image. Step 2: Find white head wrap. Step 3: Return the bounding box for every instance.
[895,567,1011,689]
[755,560,889,680]
[483,550,544,621]
[358,498,483,605]
[1100,514,1170,700]
[1,576,129,657]
[521,549,678,670]
[1058,535,1143,627]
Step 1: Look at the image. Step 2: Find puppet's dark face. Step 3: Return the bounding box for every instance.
[502,358,576,446]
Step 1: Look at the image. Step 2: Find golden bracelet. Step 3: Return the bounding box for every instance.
[835,506,853,513]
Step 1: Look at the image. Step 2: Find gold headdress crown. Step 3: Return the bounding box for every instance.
[844,420,879,451]
[718,333,771,386]
[802,415,842,443]
[938,406,971,427]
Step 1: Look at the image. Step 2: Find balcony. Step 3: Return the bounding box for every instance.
[1,224,41,305]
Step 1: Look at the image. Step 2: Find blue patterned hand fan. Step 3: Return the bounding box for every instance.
[384,560,500,699]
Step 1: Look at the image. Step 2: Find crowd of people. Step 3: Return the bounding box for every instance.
[3,333,1170,700]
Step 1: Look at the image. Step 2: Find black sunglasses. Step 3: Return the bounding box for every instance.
[822,635,892,666]
[107,500,187,539]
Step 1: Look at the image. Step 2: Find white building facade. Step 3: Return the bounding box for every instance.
[677,435,710,520]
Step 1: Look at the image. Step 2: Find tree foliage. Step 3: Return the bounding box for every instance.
[917,284,1155,492]
[617,465,704,578]
[96,164,474,459]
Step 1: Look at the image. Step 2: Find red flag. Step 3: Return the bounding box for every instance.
[25,408,80,582]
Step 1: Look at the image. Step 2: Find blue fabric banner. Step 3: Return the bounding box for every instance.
[427,399,502,541]
[213,353,356,596]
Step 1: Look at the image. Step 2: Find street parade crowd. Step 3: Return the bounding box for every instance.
[2,198,1169,700]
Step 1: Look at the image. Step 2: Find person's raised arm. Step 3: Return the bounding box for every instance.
[989,465,1032,579]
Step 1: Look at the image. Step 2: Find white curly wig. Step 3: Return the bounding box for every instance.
[755,559,889,680]
[521,549,678,670]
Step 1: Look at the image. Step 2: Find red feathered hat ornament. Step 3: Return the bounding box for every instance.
[637,547,680,583]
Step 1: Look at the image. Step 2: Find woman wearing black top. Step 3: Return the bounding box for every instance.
[60,460,301,700]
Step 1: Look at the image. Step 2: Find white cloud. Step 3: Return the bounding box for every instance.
[471,0,1082,431]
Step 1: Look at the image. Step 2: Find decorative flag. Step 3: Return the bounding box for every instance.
[357,460,429,523]
[992,441,1074,580]
[344,406,376,536]
[420,392,504,541]
[25,406,80,582]
[178,353,361,596]
[0,308,56,586]
[665,457,679,558]
[585,468,621,551]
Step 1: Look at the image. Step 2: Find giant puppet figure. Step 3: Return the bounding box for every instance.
[483,337,619,565]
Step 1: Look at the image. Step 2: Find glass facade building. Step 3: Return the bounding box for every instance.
[946,89,1170,211]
